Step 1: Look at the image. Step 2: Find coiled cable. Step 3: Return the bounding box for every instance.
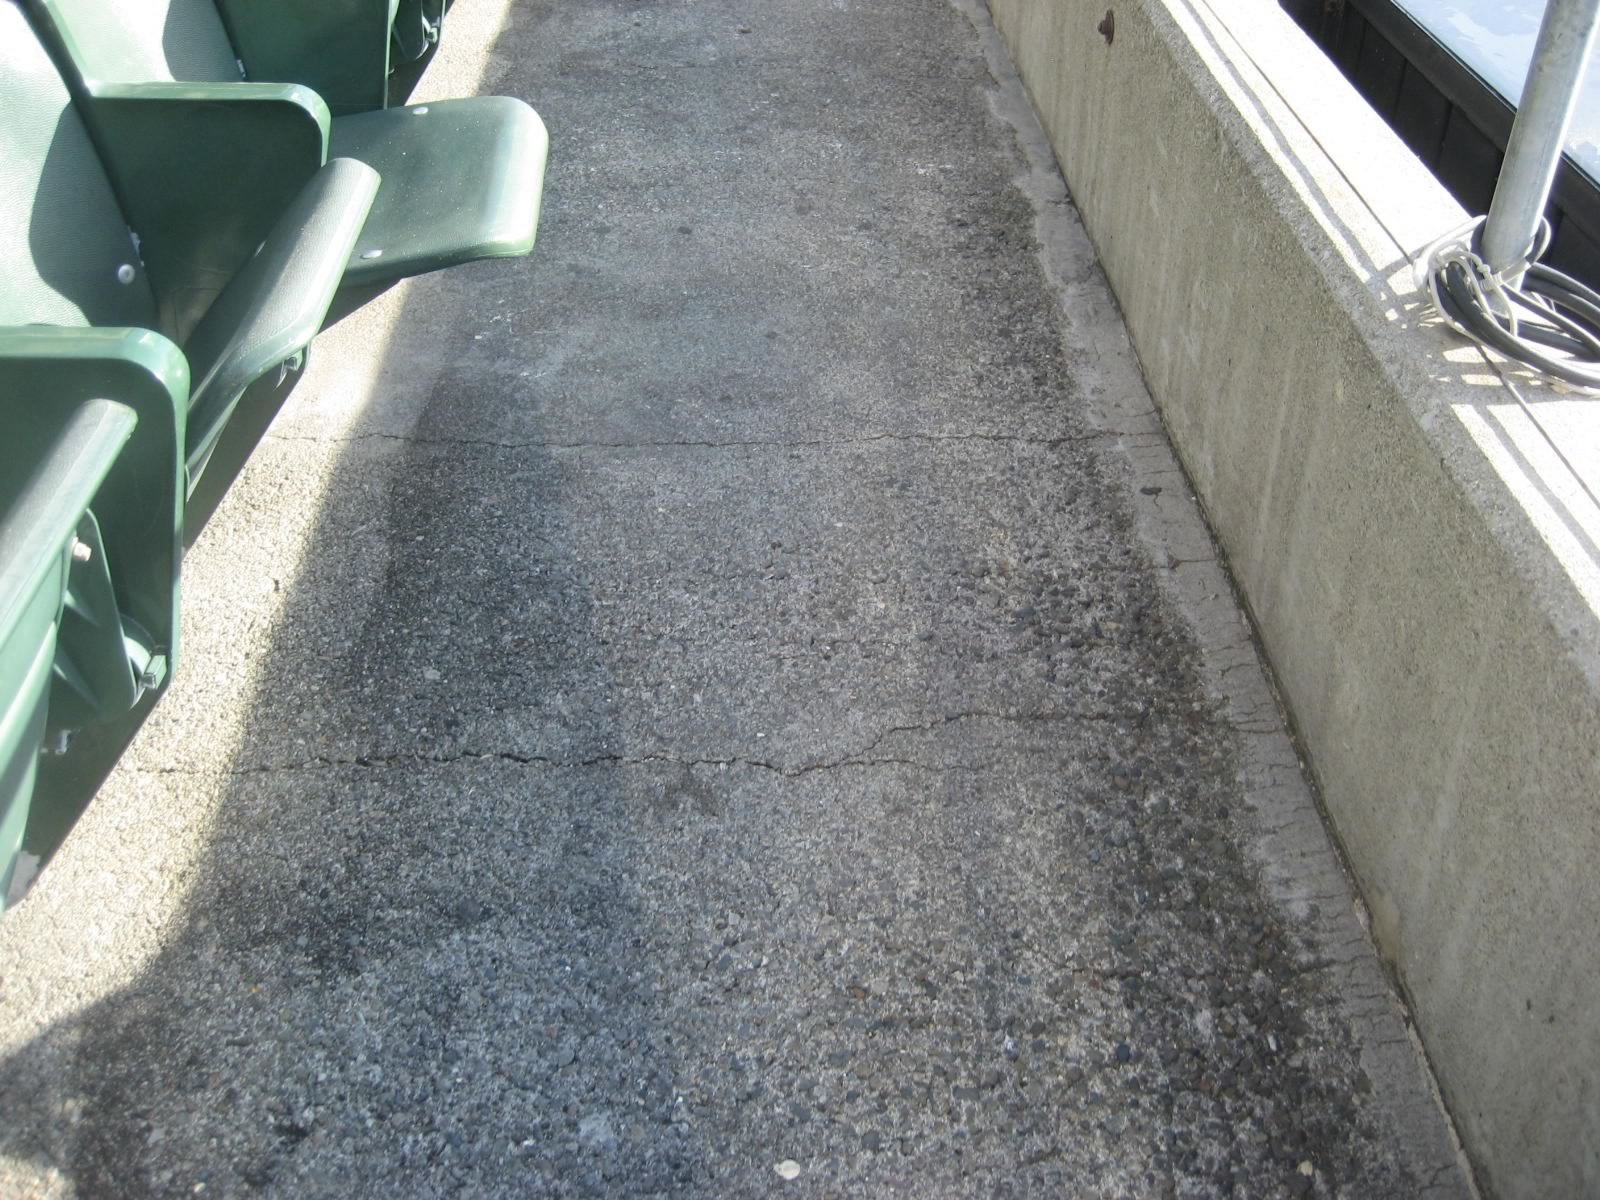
[1420,215,1600,390]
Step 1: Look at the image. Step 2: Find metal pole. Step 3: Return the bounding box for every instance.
[1482,0,1600,278]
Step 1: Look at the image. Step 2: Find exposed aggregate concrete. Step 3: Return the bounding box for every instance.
[0,0,1470,1196]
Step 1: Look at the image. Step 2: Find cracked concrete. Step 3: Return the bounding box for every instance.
[264,431,1109,452]
[143,708,1146,780]
[0,0,1471,1197]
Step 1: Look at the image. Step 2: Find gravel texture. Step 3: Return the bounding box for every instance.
[0,0,1472,1196]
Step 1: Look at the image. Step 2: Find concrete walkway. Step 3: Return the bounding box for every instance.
[0,0,1471,1196]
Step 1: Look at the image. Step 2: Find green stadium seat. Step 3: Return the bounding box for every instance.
[0,0,381,893]
[29,0,548,303]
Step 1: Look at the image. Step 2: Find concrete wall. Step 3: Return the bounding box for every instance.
[984,0,1600,1195]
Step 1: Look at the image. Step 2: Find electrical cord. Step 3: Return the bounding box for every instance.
[1420,215,1600,390]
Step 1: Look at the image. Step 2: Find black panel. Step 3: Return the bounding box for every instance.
[1547,214,1600,289]
[1392,60,1451,167]
[1551,159,1600,245]
[1436,107,1502,216]
[1348,0,1516,145]
[1352,19,1406,116]
[1335,6,1368,75]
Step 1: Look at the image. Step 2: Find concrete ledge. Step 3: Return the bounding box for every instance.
[986,0,1600,1195]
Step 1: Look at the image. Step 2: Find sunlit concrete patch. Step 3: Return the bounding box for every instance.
[1453,398,1600,622]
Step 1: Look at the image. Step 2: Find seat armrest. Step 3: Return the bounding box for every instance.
[0,397,135,901]
[183,157,380,483]
[85,82,330,345]
[215,0,393,116]
[0,328,189,667]
[0,400,136,647]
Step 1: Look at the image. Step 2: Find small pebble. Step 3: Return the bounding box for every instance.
[774,1160,801,1180]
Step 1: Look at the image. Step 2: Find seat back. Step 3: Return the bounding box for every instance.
[0,1,158,331]
[39,0,395,116]
[35,0,238,85]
